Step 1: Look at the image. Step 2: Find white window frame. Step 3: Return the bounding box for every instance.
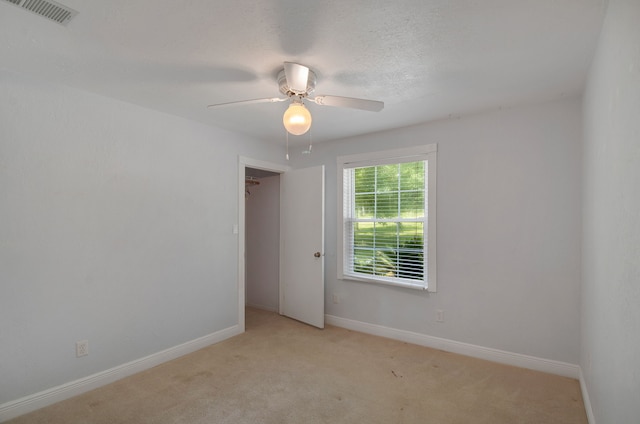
[337,144,437,291]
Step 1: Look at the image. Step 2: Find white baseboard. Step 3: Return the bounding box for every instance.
[325,314,580,379]
[579,368,596,424]
[0,325,242,423]
[2,317,586,423]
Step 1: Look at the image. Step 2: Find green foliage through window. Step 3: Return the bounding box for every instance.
[346,161,426,281]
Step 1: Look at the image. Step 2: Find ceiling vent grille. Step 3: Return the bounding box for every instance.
[1,0,78,25]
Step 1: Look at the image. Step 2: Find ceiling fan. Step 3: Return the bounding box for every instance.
[207,62,384,135]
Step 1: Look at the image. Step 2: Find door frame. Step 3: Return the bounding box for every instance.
[237,156,289,332]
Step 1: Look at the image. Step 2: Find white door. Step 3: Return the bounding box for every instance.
[280,165,325,328]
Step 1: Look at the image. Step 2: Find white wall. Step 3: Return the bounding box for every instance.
[290,98,582,364]
[245,175,280,311]
[0,71,285,405]
[582,0,640,422]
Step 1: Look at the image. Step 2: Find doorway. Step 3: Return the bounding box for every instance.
[237,157,326,331]
[237,157,289,331]
[245,167,280,312]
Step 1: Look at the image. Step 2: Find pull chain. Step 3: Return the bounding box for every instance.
[285,130,289,161]
[285,129,313,159]
[303,130,313,155]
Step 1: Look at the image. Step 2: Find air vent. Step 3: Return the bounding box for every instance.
[1,0,78,26]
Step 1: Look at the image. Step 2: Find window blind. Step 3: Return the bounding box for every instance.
[343,160,427,288]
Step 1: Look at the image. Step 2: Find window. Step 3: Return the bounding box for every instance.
[337,145,437,291]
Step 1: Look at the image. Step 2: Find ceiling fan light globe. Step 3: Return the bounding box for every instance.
[283,103,312,135]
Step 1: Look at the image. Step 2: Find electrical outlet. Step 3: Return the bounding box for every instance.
[436,309,444,323]
[332,294,340,304]
[76,340,89,357]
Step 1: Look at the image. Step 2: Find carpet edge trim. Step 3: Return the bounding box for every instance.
[0,324,242,423]
[325,314,580,378]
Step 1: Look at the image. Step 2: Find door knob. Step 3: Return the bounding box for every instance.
[314,252,322,258]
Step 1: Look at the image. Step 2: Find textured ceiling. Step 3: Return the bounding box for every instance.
[0,0,606,145]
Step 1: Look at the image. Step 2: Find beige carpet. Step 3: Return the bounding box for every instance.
[8,308,587,423]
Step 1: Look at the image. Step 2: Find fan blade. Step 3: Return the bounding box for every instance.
[284,62,309,94]
[310,95,384,112]
[207,97,287,108]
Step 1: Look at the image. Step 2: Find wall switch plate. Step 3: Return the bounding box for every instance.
[76,340,89,357]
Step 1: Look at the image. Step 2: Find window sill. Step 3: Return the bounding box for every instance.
[340,273,429,291]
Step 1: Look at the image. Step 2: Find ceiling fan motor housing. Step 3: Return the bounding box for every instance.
[278,68,316,97]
